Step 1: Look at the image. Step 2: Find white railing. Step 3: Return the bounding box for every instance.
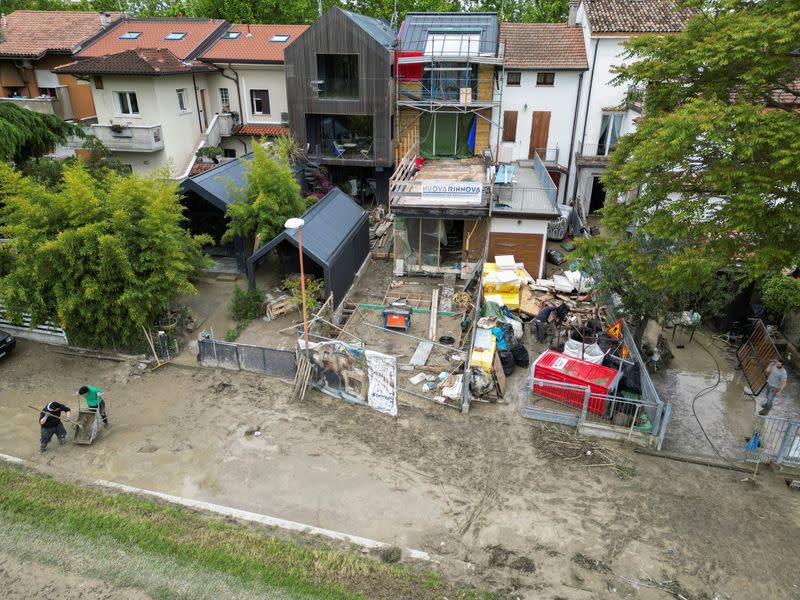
[92,123,164,152]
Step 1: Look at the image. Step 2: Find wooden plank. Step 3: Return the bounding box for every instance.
[410,341,434,366]
[428,288,439,341]
[493,351,506,397]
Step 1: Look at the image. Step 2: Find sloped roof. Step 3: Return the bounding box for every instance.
[500,23,587,70]
[181,151,251,211]
[55,48,216,75]
[199,23,308,63]
[399,12,499,55]
[340,9,396,50]
[583,0,698,33]
[0,10,122,59]
[77,17,227,60]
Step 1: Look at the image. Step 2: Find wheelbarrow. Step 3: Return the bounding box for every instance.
[73,396,102,445]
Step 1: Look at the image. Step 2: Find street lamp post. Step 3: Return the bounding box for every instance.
[284,218,309,352]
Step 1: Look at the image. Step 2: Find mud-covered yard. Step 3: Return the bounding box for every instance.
[1,340,799,599]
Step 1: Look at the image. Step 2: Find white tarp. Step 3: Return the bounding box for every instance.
[365,350,397,416]
[563,339,606,365]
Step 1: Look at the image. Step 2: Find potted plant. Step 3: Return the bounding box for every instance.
[109,123,132,137]
[196,145,223,164]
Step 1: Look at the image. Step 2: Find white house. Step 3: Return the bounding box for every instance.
[492,22,588,204]
[567,0,696,217]
[55,18,305,177]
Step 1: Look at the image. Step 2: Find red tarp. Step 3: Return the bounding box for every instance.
[395,51,423,81]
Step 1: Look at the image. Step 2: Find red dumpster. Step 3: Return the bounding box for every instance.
[530,350,622,416]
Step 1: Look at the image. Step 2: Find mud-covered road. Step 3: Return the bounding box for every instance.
[1,339,799,599]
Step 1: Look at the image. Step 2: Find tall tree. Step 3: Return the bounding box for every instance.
[581,0,800,307]
[0,163,210,348]
[223,140,308,254]
[0,103,83,165]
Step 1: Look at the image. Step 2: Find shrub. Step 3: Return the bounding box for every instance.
[228,285,264,323]
[761,275,800,316]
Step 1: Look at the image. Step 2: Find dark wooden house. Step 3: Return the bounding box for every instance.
[285,7,396,204]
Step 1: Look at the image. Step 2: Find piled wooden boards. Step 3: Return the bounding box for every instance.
[264,296,297,321]
[370,213,394,259]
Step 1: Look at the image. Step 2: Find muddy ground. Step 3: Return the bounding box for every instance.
[1,340,799,599]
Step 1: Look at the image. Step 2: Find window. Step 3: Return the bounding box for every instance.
[119,31,142,39]
[269,34,290,42]
[219,88,230,109]
[176,88,189,112]
[506,71,521,86]
[536,72,555,86]
[223,148,237,158]
[597,113,623,155]
[116,91,139,115]
[93,76,104,89]
[502,111,518,142]
[250,89,270,115]
[165,32,187,41]
[421,61,477,101]
[221,31,241,39]
[316,54,359,99]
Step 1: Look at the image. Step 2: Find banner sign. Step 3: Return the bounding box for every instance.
[365,350,397,416]
[421,180,483,204]
[606,319,623,340]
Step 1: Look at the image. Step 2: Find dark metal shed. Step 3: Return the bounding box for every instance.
[246,188,370,308]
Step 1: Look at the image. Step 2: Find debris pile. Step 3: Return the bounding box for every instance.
[369,207,394,259]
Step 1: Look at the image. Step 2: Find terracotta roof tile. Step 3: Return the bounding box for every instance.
[236,125,289,136]
[500,23,587,70]
[583,0,698,34]
[0,10,122,58]
[190,162,219,175]
[199,24,308,63]
[55,49,217,75]
[78,18,227,61]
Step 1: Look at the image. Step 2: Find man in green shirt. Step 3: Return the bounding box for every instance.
[78,385,109,428]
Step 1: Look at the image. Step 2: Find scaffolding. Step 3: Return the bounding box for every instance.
[394,23,506,165]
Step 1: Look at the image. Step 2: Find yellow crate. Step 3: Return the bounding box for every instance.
[483,292,521,311]
[470,337,496,373]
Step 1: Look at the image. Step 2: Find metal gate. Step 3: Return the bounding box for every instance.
[744,415,800,467]
[736,320,780,396]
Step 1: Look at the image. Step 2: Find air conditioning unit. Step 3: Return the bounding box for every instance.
[459,87,472,104]
[280,112,289,125]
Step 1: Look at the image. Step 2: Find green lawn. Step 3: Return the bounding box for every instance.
[0,466,494,600]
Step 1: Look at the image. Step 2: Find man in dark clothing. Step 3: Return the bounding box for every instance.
[39,402,71,453]
[534,303,570,343]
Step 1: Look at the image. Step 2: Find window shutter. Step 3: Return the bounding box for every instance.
[502,111,518,142]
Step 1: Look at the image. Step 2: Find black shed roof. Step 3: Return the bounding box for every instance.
[246,188,370,305]
[180,153,251,211]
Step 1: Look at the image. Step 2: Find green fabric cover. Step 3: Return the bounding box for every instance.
[419,113,475,159]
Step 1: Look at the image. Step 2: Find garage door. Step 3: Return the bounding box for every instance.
[488,232,544,277]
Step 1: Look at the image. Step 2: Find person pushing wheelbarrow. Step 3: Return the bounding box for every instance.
[78,384,109,428]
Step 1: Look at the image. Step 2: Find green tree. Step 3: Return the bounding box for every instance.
[760,275,800,317]
[223,140,308,255]
[19,137,130,188]
[583,0,800,307]
[0,103,84,165]
[0,163,210,348]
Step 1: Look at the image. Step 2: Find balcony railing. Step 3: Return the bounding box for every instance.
[626,85,645,112]
[492,154,558,215]
[92,124,165,152]
[308,140,374,161]
[0,87,73,121]
[575,143,615,167]
[533,147,560,164]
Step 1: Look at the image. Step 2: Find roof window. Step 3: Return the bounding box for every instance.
[119,31,142,40]
[221,31,241,39]
[269,34,291,43]
[165,32,187,41]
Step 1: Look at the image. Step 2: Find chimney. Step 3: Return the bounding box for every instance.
[568,0,580,27]
[100,12,111,28]
[156,49,164,62]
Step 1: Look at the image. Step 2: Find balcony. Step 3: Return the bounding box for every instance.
[626,85,645,113]
[492,155,559,217]
[0,87,73,121]
[92,124,165,153]
[305,114,374,165]
[575,143,614,168]
[533,147,560,166]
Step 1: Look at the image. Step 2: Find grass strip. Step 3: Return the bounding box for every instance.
[0,465,494,599]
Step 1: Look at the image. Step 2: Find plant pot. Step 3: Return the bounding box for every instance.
[160,314,179,331]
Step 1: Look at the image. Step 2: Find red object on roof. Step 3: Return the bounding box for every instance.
[395,51,423,81]
[236,125,289,136]
[531,350,621,416]
[0,10,122,59]
[77,18,226,60]
[199,24,308,63]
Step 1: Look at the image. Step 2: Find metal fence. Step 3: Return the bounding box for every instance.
[524,377,664,445]
[744,415,800,467]
[197,332,296,378]
[0,304,69,346]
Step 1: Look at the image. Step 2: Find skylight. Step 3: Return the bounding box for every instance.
[165,32,187,41]
[269,34,290,43]
[221,31,241,39]
[119,31,142,40]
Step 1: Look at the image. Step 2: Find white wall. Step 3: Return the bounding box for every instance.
[490,217,549,278]
[493,69,582,165]
[91,74,206,176]
[209,64,288,126]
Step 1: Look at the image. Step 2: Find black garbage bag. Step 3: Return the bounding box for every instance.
[500,322,517,348]
[511,344,530,367]
[498,349,515,376]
